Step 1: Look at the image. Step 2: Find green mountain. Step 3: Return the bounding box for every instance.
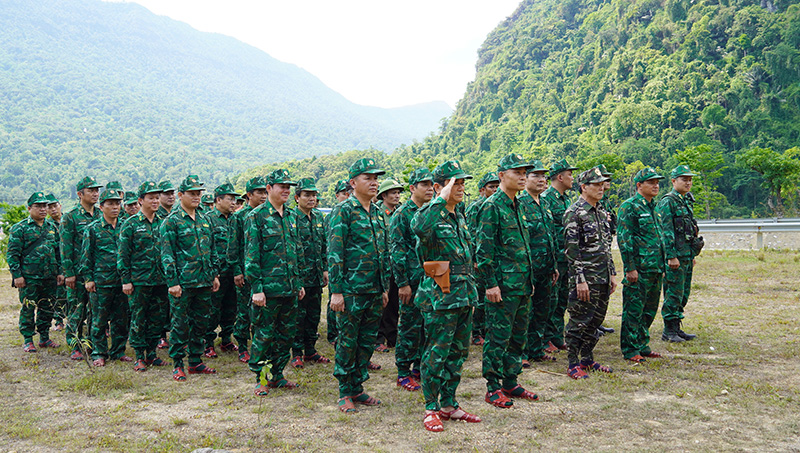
[0,0,451,203]
[251,0,800,216]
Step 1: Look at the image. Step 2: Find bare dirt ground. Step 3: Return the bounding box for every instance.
[1,250,800,452]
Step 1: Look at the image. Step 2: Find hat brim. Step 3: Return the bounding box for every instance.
[180,186,206,192]
[582,176,611,185]
[639,174,665,182]
[436,172,473,183]
[527,166,549,173]
[269,180,298,186]
[672,172,697,178]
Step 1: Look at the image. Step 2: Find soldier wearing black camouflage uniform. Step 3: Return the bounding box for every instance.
[563,168,617,379]
[595,164,617,336]
[375,178,403,352]
[8,192,63,352]
[45,193,66,331]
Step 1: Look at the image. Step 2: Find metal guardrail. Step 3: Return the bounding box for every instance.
[697,218,800,249]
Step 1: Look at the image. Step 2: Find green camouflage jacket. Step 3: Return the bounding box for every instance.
[60,204,101,278]
[476,190,534,296]
[208,207,234,276]
[598,194,618,236]
[563,198,616,286]
[7,217,61,280]
[327,196,389,295]
[375,200,396,228]
[294,207,327,288]
[541,186,573,264]
[156,204,173,221]
[411,197,477,311]
[464,197,486,239]
[618,193,666,275]
[518,190,558,275]
[244,202,302,297]
[159,205,219,288]
[656,190,696,260]
[389,199,424,289]
[79,216,122,287]
[117,212,165,286]
[227,204,254,277]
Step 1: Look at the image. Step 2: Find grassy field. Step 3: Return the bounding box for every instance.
[1,250,799,452]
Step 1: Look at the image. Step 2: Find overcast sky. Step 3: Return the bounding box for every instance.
[126,0,521,109]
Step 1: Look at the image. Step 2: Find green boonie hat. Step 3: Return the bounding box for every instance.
[27,192,49,207]
[214,182,240,198]
[597,164,612,177]
[246,176,267,193]
[497,153,532,172]
[527,159,549,173]
[334,179,351,194]
[577,167,610,186]
[434,160,472,184]
[408,168,434,185]
[99,189,123,203]
[45,194,59,205]
[295,177,319,193]
[377,179,404,197]
[158,180,175,192]
[477,172,499,189]
[76,176,102,191]
[138,181,162,198]
[549,159,579,178]
[124,192,139,205]
[671,165,697,179]
[266,169,297,186]
[201,194,214,204]
[178,175,205,192]
[348,158,386,179]
[106,181,124,191]
[634,167,664,184]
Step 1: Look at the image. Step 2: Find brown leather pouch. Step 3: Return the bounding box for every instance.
[423,261,451,294]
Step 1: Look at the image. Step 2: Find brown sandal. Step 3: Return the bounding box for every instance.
[338,396,356,413]
[353,393,381,406]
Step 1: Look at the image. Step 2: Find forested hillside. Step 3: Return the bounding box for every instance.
[251,0,800,216]
[0,0,450,204]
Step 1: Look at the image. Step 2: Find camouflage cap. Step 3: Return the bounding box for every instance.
[214,182,240,198]
[138,181,162,198]
[577,167,610,186]
[158,180,175,192]
[178,175,205,192]
[348,158,386,179]
[124,192,139,205]
[408,168,434,185]
[201,194,214,204]
[377,178,404,197]
[434,160,473,184]
[671,165,697,179]
[27,192,49,207]
[597,164,612,177]
[334,179,352,194]
[634,167,664,184]
[549,159,579,178]
[266,168,297,186]
[45,193,59,205]
[497,153,532,172]
[106,181,124,191]
[76,176,102,191]
[245,176,267,193]
[295,177,319,193]
[99,188,124,203]
[526,159,549,173]
[477,172,500,189]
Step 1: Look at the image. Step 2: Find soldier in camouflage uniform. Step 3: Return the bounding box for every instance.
[160,175,220,381]
[326,178,353,345]
[8,192,63,352]
[657,165,700,342]
[540,159,578,353]
[375,178,403,352]
[62,176,103,360]
[80,188,131,366]
[328,158,390,413]
[228,176,268,363]
[334,178,353,203]
[595,164,617,336]
[411,161,482,432]
[118,181,168,372]
[390,167,435,392]
[290,177,331,369]
[45,193,66,331]
[157,180,176,219]
[203,182,241,359]
[201,193,214,211]
[618,168,666,363]
[246,169,305,396]
[477,153,539,408]
[518,160,559,366]
[122,192,140,221]
[464,172,499,346]
[563,168,617,379]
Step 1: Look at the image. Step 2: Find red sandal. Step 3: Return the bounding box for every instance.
[133,359,147,372]
[439,407,481,423]
[254,384,270,397]
[338,396,356,413]
[568,365,589,380]
[268,379,298,389]
[502,385,539,401]
[291,356,304,368]
[397,376,421,391]
[172,367,187,381]
[353,393,381,406]
[627,355,647,363]
[643,351,662,358]
[367,361,382,371]
[38,339,60,348]
[188,363,216,374]
[304,353,331,364]
[423,410,444,432]
[23,342,37,353]
[580,360,613,373]
[238,351,250,363]
[485,389,513,408]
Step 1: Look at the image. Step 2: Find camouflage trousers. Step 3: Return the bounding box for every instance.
[90,286,129,360]
[128,285,168,361]
[333,293,382,398]
[66,283,92,350]
[326,295,339,344]
[662,258,693,322]
[292,286,322,358]
[472,284,485,339]
[249,296,298,382]
[621,272,662,359]
[565,283,610,366]
[17,279,56,342]
[544,261,569,347]
[422,305,471,411]
[53,285,67,326]
[233,281,252,354]
[395,287,425,377]
[483,294,531,392]
[169,286,213,367]
[205,273,237,348]
[525,272,554,361]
